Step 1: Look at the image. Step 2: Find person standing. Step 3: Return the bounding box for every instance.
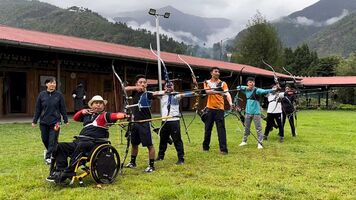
[156,83,195,165]
[263,84,285,142]
[281,85,297,137]
[238,77,274,149]
[72,83,86,113]
[124,74,158,173]
[32,77,68,164]
[202,67,232,154]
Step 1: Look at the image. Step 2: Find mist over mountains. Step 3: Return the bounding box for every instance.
[273,0,356,54]
[113,6,231,46]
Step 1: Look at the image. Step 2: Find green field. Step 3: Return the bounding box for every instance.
[0,110,355,199]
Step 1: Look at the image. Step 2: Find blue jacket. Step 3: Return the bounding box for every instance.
[32,90,68,125]
[238,86,272,115]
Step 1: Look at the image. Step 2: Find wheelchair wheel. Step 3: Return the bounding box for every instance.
[89,144,120,184]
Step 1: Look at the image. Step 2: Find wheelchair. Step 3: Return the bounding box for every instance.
[50,139,121,185]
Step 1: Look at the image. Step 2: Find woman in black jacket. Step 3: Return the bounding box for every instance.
[281,85,297,137]
[32,77,68,164]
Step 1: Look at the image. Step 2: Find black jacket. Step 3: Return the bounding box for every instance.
[281,95,296,114]
[33,90,68,125]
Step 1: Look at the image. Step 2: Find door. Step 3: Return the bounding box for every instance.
[6,72,27,113]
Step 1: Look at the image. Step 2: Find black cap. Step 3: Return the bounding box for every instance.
[246,77,255,82]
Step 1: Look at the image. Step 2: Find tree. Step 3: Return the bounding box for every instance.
[282,44,319,76]
[233,11,283,70]
[308,56,341,76]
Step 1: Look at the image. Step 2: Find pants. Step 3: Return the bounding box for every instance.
[158,120,184,160]
[282,112,296,136]
[55,139,96,171]
[264,113,284,138]
[203,109,228,152]
[40,124,58,159]
[242,114,263,143]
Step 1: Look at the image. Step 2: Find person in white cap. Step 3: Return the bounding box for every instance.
[46,95,128,183]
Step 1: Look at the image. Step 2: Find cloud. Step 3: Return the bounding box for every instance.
[290,9,349,27]
[126,21,202,44]
[325,9,349,25]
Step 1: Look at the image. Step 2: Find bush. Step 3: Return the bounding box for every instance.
[336,104,356,111]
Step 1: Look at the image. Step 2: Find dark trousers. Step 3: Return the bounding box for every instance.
[282,112,296,136]
[264,113,284,138]
[203,109,228,152]
[158,121,184,160]
[55,139,96,171]
[40,124,58,159]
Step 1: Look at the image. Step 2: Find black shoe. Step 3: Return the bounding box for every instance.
[176,159,184,165]
[155,156,164,161]
[126,162,137,168]
[279,137,284,143]
[46,173,56,183]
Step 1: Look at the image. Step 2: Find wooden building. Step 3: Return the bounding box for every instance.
[0,25,288,118]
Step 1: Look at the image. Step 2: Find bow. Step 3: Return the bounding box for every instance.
[177,54,200,142]
[149,44,177,142]
[111,61,133,173]
[225,67,245,124]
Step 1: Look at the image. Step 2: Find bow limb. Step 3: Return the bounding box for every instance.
[177,55,201,143]
[112,61,129,113]
[149,44,175,141]
[177,55,198,87]
[262,59,279,84]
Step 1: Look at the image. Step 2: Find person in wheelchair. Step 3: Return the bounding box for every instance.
[46,95,128,183]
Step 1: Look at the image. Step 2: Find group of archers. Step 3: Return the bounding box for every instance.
[31,67,298,183]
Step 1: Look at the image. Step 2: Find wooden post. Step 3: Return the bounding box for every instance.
[326,88,329,109]
[0,77,3,117]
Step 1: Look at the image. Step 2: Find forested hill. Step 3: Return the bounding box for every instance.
[0,0,188,54]
[307,11,356,57]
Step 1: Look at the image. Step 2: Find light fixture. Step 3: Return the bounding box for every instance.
[148,8,156,16]
[163,12,170,18]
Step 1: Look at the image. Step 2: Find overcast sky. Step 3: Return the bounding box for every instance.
[39,0,319,45]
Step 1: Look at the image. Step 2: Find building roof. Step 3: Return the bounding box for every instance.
[0,24,289,79]
[299,76,356,87]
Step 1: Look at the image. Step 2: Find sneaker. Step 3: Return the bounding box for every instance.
[257,143,263,149]
[144,166,155,173]
[263,135,268,140]
[220,151,228,155]
[45,158,51,165]
[239,142,247,146]
[155,156,164,161]
[176,159,184,165]
[126,162,136,168]
[46,174,56,182]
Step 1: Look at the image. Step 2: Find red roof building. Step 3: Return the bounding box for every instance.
[0,24,288,79]
[299,76,356,87]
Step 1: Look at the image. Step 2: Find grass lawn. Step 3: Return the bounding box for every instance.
[0,110,355,199]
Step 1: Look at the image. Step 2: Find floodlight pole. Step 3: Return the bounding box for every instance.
[154,15,162,92]
[149,9,170,115]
